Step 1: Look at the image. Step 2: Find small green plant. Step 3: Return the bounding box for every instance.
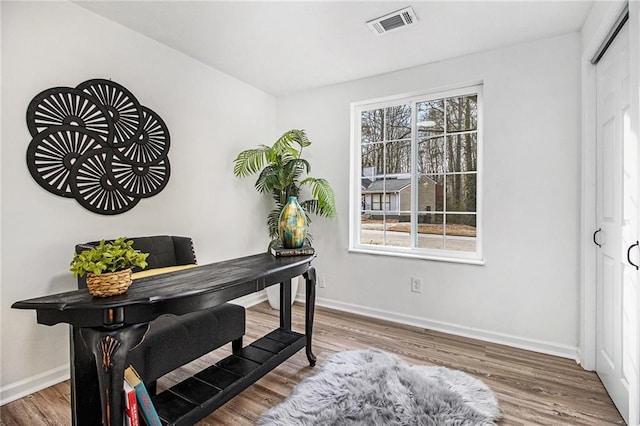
[70,237,149,278]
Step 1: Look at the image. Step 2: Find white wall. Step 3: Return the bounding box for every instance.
[277,33,582,357]
[0,1,276,402]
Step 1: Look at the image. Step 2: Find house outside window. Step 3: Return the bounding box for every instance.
[350,84,483,264]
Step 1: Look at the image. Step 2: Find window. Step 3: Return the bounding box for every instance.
[371,193,390,211]
[350,84,483,263]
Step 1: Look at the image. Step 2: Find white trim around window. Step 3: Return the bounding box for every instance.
[349,83,484,265]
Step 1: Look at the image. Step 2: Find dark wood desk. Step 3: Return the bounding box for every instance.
[12,253,316,425]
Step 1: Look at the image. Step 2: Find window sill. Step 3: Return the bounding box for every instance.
[348,246,485,265]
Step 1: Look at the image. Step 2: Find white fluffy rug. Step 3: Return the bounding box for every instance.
[257,348,500,425]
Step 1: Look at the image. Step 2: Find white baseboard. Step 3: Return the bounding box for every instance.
[311,296,579,361]
[0,364,69,406]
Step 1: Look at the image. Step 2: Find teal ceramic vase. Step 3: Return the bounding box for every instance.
[278,196,308,248]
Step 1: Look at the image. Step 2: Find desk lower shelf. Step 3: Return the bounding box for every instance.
[152,328,306,425]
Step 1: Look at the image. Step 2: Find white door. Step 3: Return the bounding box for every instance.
[596,22,633,423]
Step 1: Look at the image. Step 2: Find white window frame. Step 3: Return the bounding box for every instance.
[349,83,484,264]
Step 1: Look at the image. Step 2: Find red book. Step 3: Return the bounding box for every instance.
[123,379,140,426]
[124,366,161,426]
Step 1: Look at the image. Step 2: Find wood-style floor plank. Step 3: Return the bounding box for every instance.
[0,302,625,425]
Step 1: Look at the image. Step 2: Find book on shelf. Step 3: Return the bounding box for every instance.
[123,379,140,426]
[270,245,315,257]
[124,366,161,426]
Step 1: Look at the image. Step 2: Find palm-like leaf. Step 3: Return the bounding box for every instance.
[300,199,321,218]
[281,158,310,188]
[255,164,281,194]
[273,129,312,155]
[267,207,283,239]
[233,145,272,177]
[302,177,337,218]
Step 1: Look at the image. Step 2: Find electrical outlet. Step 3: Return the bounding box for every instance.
[318,276,326,288]
[411,277,422,293]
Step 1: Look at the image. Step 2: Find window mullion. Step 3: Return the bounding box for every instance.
[411,100,418,249]
[443,97,448,250]
[382,107,387,246]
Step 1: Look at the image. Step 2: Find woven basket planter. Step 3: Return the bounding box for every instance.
[86,268,132,297]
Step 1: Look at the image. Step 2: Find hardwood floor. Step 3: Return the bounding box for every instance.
[1,302,624,425]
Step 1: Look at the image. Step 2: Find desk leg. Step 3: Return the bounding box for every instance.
[70,326,101,425]
[279,278,292,331]
[304,266,317,366]
[80,324,148,426]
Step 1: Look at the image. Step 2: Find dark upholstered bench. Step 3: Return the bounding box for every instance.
[75,235,246,392]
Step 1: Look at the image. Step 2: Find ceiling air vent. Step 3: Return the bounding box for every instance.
[367,6,417,35]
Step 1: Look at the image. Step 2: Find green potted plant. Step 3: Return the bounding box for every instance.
[233,129,337,249]
[233,129,336,309]
[70,237,149,297]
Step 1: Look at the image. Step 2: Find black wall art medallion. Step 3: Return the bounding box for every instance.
[25,79,171,215]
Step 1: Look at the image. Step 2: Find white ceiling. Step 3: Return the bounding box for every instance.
[76,1,594,96]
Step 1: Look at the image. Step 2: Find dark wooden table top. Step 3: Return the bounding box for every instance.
[12,252,315,327]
